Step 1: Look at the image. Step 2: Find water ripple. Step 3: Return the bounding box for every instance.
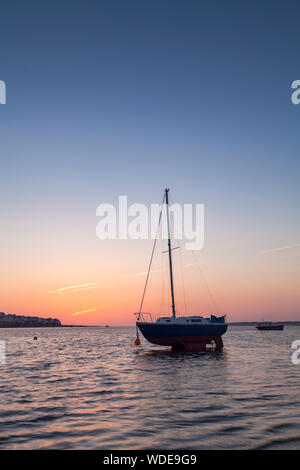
[0,326,300,449]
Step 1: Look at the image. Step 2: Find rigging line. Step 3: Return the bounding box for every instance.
[191,250,220,315]
[160,255,168,316]
[159,236,163,316]
[169,193,187,316]
[168,192,220,316]
[159,235,166,316]
[179,238,187,316]
[137,192,166,320]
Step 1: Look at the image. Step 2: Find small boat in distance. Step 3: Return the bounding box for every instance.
[256,322,284,331]
[135,188,228,351]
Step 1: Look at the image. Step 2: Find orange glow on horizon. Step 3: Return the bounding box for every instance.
[1,232,299,325]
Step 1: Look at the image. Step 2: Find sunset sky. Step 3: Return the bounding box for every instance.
[0,1,299,325]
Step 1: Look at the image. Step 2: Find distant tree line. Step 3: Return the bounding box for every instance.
[0,312,61,327]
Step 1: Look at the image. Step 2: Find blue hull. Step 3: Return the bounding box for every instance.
[137,322,228,349]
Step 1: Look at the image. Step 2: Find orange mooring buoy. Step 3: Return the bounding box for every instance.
[134,337,140,346]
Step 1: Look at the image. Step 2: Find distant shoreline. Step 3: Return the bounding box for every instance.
[0,324,98,328]
[0,312,61,328]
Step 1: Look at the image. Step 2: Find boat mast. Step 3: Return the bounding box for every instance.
[165,188,176,318]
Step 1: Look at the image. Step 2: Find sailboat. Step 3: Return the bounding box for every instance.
[256,322,284,331]
[135,189,228,351]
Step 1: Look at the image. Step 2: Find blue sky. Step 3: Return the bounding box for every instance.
[0,1,299,321]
